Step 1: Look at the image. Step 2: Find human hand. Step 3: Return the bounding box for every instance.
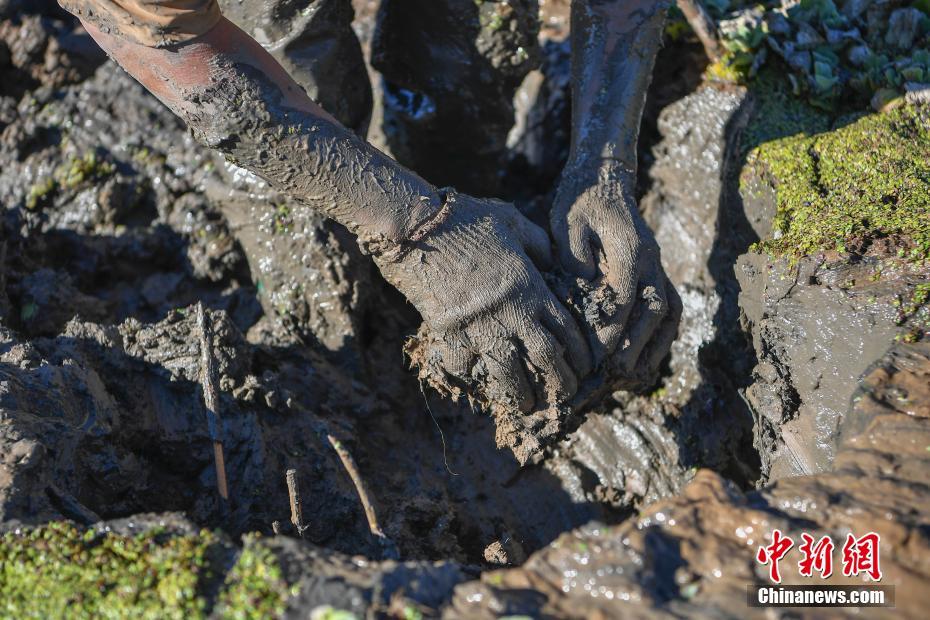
[550,163,680,387]
[372,189,592,424]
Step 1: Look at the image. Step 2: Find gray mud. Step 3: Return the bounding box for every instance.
[738,252,915,481]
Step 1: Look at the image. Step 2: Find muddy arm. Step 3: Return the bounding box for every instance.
[550,0,679,385]
[74,13,593,453]
[79,17,443,247]
[567,0,669,172]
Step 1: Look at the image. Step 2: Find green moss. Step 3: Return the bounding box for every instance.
[26,177,56,210]
[272,204,292,235]
[56,152,116,189]
[1,522,215,618]
[0,523,293,619]
[309,607,358,620]
[215,535,293,620]
[747,103,930,263]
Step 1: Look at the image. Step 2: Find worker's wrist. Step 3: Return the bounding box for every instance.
[361,186,455,262]
[562,155,635,188]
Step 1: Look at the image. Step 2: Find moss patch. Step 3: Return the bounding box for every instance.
[58,152,115,189]
[25,177,56,210]
[22,152,117,211]
[746,102,930,263]
[0,522,292,619]
[215,535,294,620]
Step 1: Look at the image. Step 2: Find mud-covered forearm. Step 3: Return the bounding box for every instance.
[78,17,442,247]
[179,55,443,248]
[568,0,670,174]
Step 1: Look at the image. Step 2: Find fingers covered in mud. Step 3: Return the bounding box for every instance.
[391,194,599,461]
[505,205,554,271]
[519,320,580,405]
[540,297,593,380]
[610,261,670,377]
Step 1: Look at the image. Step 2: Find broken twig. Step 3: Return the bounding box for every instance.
[285,468,307,537]
[197,302,229,504]
[326,434,388,542]
[676,0,722,61]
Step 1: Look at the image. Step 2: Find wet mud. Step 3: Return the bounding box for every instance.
[1,4,929,618]
[448,340,930,619]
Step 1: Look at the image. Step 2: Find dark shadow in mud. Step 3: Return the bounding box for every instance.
[419,397,614,557]
[0,328,398,557]
[636,40,710,200]
[642,528,687,603]
[372,0,539,196]
[0,328,606,563]
[1,218,262,339]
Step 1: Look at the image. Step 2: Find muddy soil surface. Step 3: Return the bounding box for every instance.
[1,4,928,618]
[448,340,930,619]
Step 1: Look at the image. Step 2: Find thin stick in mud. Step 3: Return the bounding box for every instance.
[285,468,306,537]
[197,302,229,504]
[326,434,387,541]
[676,0,721,61]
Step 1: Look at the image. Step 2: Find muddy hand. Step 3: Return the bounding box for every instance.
[376,191,592,412]
[551,164,680,382]
[552,0,679,386]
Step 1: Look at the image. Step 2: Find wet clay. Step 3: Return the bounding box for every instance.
[738,251,923,481]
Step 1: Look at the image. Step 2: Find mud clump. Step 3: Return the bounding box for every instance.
[0,13,104,98]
